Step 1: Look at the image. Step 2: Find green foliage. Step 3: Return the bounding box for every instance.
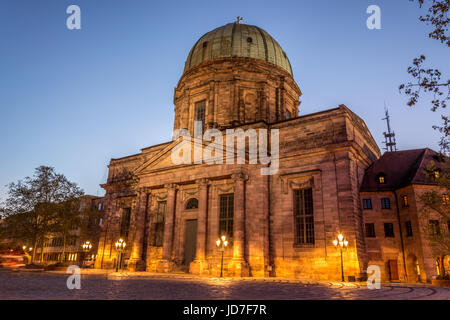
[436,274,450,280]
[419,157,450,274]
[400,0,450,154]
[0,166,84,262]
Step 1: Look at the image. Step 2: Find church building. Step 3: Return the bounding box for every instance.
[94,21,446,282]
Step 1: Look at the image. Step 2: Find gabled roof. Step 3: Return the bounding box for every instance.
[360,148,445,192]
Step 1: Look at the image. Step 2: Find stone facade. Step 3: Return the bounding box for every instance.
[95,22,384,281]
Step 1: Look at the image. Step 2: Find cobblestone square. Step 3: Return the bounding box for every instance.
[0,270,448,300]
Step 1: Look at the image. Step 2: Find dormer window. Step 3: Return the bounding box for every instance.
[434,170,440,179]
[377,174,386,184]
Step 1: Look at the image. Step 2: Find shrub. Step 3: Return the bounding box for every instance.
[436,274,450,280]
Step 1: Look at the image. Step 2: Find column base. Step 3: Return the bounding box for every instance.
[127,259,146,272]
[189,259,208,275]
[156,259,174,273]
[228,259,250,277]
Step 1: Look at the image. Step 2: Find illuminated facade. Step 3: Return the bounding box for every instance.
[95,22,444,282]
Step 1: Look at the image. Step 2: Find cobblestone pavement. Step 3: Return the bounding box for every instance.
[0,269,449,300]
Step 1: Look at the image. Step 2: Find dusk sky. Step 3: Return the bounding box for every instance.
[0,0,448,200]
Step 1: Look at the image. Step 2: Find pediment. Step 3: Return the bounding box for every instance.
[134,135,250,176]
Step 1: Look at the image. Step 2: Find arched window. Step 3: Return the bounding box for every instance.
[185,198,199,210]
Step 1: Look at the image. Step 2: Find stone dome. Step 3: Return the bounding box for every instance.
[183,23,293,76]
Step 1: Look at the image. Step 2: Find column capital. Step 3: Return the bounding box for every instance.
[195,178,209,186]
[164,183,178,190]
[137,187,151,195]
[232,172,248,182]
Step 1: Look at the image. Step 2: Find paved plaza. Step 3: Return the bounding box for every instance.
[0,269,448,300]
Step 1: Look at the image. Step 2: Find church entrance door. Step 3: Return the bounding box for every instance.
[184,219,197,266]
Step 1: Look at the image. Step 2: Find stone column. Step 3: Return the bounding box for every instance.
[190,178,208,274]
[157,183,177,272]
[230,172,249,277]
[128,189,149,271]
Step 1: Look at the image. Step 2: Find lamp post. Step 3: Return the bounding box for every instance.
[216,235,228,278]
[333,233,348,282]
[81,241,92,268]
[82,241,92,253]
[115,238,126,272]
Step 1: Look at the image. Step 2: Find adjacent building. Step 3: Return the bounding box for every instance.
[361,149,449,282]
[34,195,105,264]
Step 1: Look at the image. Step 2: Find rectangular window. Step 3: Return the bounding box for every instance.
[405,221,413,237]
[384,223,395,237]
[363,199,372,209]
[402,195,409,208]
[120,208,131,238]
[194,100,206,133]
[365,223,376,238]
[429,220,440,236]
[153,201,166,247]
[219,194,234,240]
[294,188,314,245]
[381,198,391,209]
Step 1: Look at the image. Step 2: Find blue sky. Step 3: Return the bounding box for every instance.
[0,0,448,199]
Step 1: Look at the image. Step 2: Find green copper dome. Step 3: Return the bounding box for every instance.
[184,23,293,76]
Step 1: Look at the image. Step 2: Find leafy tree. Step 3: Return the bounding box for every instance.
[1,166,83,263]
[400,0,449,154]
[419,158,450,277]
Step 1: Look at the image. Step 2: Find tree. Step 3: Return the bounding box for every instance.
[1,166,83,263]
[419,158,450,277]
[400,0,450,154]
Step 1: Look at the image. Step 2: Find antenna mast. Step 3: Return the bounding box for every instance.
[382,104,397,152]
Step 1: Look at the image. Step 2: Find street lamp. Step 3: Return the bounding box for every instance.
[82,241,93,252]
[216,235,228,278]
[333,233,349,282]
[115,238,126,272]
[81,241,93,268]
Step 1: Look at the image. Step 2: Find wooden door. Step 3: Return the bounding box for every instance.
[183,219,197,266]
[388,260,399,281]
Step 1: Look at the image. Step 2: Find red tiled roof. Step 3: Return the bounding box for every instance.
[360,148,445,192]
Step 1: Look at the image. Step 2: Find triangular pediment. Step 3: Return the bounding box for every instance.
[134,135,250,175]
